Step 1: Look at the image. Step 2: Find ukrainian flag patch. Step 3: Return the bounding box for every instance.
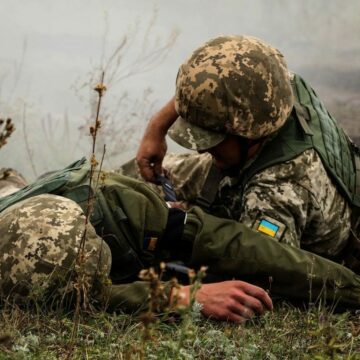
[253,215,286,240]
[258,219,279,237]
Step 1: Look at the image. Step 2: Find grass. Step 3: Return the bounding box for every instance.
[0,302,360,359]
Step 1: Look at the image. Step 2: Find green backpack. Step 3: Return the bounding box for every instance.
[0,158,170,282]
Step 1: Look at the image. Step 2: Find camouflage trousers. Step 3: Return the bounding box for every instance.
[0,193,111,306]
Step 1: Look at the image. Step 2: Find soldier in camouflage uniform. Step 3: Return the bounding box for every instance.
[135,35,360,267]
[2,162,360,322]
[0,164,273,321]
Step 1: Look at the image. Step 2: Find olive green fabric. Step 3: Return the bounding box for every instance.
[63,171,169,268]
[102,281,173,314]
[84,174,171,313]
[0,159,171,312]
[0,158,89,213]
[2,158,360,311]
[293,74,360,207]
[100,282,151,314]
[184,207,360,307]
[0,160,169,272]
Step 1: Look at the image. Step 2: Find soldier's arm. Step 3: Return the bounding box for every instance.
[136,97,177,183]
[162,152,213,203]
[100,281,169,314]
[240,149,351,258]
[183,206,360,308]
[118,152,213,205]
[102,278,272,323]
[172,280,273,323]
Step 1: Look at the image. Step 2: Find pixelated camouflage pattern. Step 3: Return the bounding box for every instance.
[117,154,213,209]
[169,35,293,151]
[0,194,111,302]
[240,149,351,257]
[161,149,351,259]
[169,119,226,151]
[0,168,27,198]
[163,153,213,206]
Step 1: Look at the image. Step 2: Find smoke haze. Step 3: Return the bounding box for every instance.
[0,0,359,178]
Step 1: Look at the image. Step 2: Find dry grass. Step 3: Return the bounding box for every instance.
[0,301,360,359]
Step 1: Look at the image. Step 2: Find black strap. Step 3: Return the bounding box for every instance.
[196,164,223,210]
[346,138,360,206]
[161,208,186,247]
[342,228,360,274]
[354,152,360,201]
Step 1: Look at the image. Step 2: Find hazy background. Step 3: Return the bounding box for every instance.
[0,0,359,180]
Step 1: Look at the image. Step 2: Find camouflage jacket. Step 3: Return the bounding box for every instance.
[162,148,352,259]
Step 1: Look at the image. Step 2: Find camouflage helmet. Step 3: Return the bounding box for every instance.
[168,35,294,151]
[0,194,111,303]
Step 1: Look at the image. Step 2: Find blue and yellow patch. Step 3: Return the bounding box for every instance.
[257,219,279,237]
[253,215,286,240]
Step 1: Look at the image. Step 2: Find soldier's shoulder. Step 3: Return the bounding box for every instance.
[253,148,325,183]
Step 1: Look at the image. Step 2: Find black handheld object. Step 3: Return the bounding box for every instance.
[156,174,177,202]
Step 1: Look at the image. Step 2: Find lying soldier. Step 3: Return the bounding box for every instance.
[1,159,360,322]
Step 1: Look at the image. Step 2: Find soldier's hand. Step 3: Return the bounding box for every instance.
[136,130,167,183]
[136,97,178,183]
[172,280,273,323]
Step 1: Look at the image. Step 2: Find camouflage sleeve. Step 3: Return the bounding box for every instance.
[117,152,213,204]
[163,152,213,203]
[239,149,351,258]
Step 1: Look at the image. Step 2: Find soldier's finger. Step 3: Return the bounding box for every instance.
[227,313,248,323]
[137,158,156,182]
[233,292,265,315]
[153,162,163,178]
[236,281,273,310]
[249,289,273,310]
[229,303,255,320]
